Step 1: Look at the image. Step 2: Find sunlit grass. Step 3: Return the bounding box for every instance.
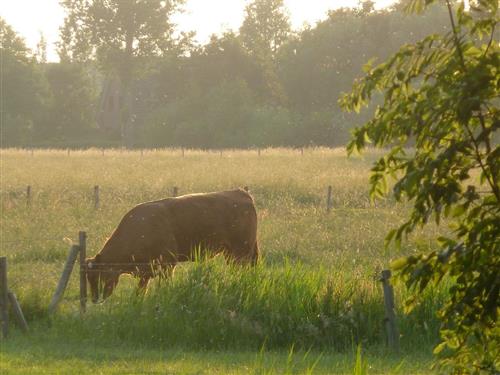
[0,147,443,373]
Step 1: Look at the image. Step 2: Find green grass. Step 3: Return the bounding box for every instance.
[0,147,444,373]
[0,334,435,374]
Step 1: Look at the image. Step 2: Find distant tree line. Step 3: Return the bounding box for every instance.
[1,0,450,149]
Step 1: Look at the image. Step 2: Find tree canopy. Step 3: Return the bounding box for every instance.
[0,18,48,146]
[340,0,499,372]
[1,1,459,149]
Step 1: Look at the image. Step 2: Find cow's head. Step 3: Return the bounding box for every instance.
[86,254,119,303]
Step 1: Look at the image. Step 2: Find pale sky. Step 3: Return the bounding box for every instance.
[1,0,397,62]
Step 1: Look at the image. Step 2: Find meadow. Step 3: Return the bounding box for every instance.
[0,148,446,374]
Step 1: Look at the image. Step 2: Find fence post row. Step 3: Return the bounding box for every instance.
[381,269,400,353]
[0,257,8,338]
[7,292,28,333]
[48,245,80,314]
[326,186,333,212]
[79,231,87,315]
[0,257,29,337]
[94,185,100,209]
[26,185,31,207]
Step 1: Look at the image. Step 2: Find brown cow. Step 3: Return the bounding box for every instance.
[86,188,259,303]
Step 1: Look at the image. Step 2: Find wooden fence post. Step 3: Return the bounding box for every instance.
[67,149,70,156]
[0,257,8,338]
[7,292,28,332]
[182,148,185,157]
[258,148,261,156]
[381,270,400,353]
[140,149,144,158]
[172,186,179,197]
[79,231,87,315]
[26,185,31,207]
[94,185,100,209]
[326,186,333,212]
[48,245,80,314]
[301,147,304,156]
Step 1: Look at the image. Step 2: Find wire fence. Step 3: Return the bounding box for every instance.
[1,183,395,214]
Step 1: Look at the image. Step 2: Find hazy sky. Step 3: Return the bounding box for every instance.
[1,0,397,62]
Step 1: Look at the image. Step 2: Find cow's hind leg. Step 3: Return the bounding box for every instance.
[137,275,151,295]
[157,264,176,287]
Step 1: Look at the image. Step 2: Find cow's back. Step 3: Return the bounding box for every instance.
[164,189,257,259]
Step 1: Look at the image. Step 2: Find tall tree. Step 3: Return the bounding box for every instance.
[58,0,187,144]
[35,32,47,64]
[36,63,98,144]
[341,0,499,372]
[0,18,47,146]
[240,0,291,60]
[58,0,186,70]
[239,0,291,104]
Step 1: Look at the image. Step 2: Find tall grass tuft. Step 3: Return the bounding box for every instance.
[49,257,442,351]
[353,345,368,375]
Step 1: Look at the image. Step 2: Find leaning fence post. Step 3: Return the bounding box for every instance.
[48,245,80,314]
[0,257,8,338]
[7,292,28,332]
[94,185,100,209]
[26,185,32,207]
[79,231,87,314]
[326,186,333,212]
[381,269,400,353]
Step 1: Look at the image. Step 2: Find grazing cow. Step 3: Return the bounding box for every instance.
[86,188,259,303]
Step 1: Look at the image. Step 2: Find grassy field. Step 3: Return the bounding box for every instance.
[0,148,445,374]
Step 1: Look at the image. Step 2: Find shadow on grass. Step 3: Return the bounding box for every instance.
[0,329,435,375]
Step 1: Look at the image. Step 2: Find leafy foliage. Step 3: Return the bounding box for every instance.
[0,18,48,146]
[1,1,463,149]
[37,63,98,143]
[58,0,187,72]
[340,0,499,372]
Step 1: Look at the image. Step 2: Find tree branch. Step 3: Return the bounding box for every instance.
[444,0,500,203]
